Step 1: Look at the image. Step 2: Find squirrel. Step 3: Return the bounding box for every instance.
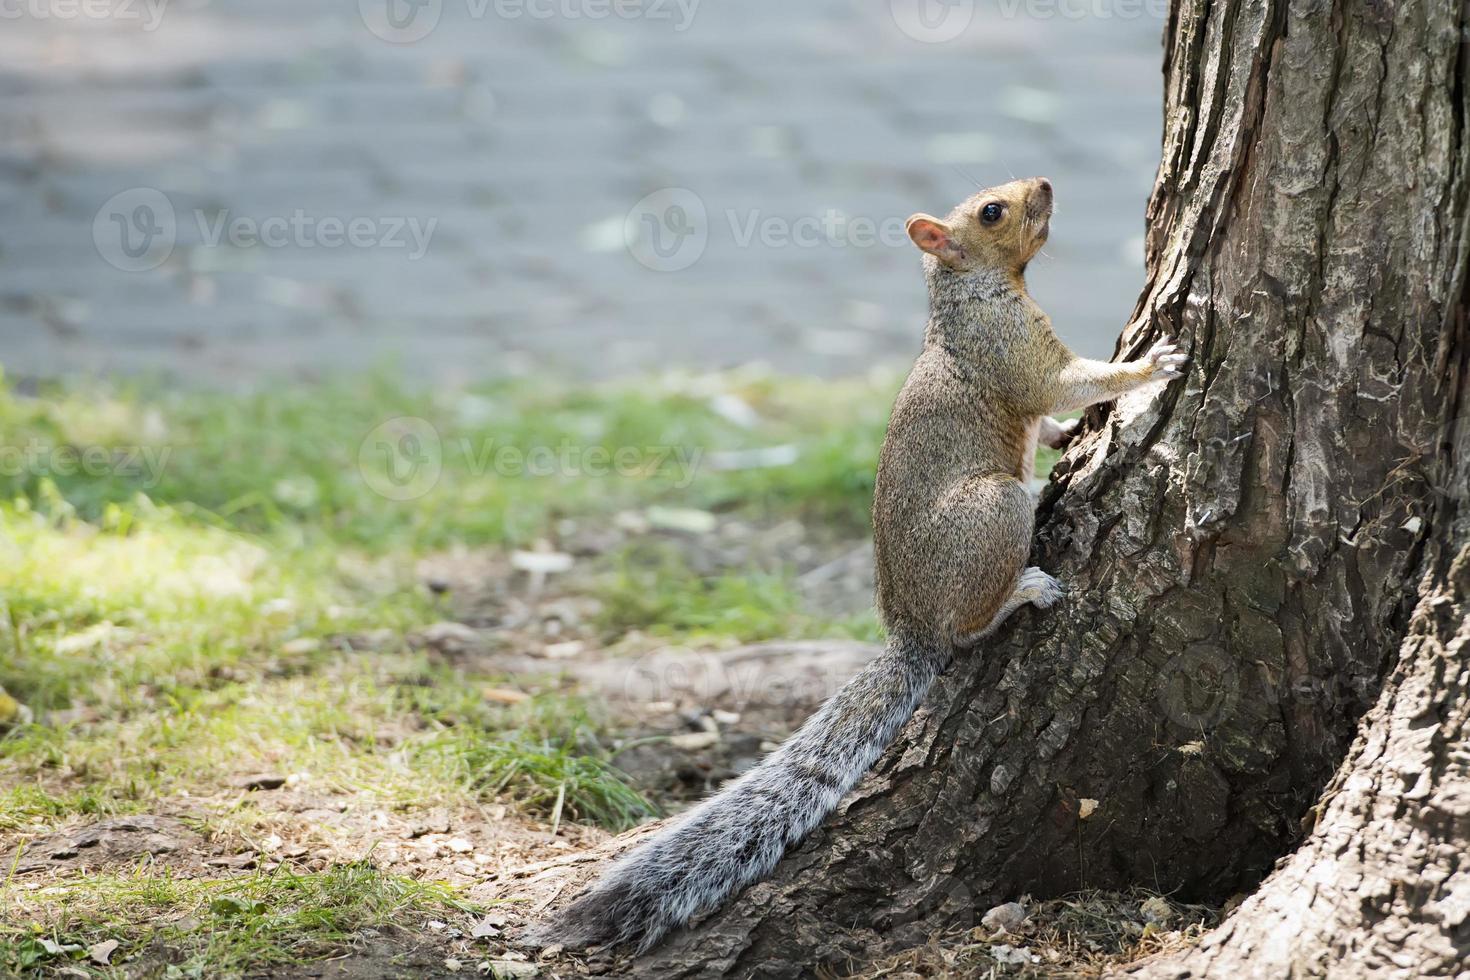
[533,177,1188,954]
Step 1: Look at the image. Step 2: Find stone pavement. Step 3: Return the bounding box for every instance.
[0,0,1166,386]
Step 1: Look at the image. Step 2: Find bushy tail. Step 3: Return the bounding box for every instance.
[532,632,948,953]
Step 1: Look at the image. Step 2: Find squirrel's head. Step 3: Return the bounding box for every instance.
[905,176,1053,280]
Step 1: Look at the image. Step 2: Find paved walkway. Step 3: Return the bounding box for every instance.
[0,1,1165,386]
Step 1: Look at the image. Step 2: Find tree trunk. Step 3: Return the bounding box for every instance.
[620,0,1470,975]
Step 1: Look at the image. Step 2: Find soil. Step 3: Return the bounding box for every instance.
[7,523,882,977]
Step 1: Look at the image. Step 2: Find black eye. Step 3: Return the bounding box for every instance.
[980,203,1004,225]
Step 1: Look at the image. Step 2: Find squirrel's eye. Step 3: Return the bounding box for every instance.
[980,203,1004,225]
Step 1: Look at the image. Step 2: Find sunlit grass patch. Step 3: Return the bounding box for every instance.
[0,647,646,837]
[430,732,657,832]
[412,691,656,832]
[0,368,916,973]
[0,784,141,833]
[0,495,433,717]
[0,369,898,553]
[0,861,477,977]
[595,545,881,644]
[0,368,897,836]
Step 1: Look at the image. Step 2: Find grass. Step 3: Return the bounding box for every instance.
[594,542,882,643]
[0,367,1078,975]
[0,862,477,977]
[0,367,900,975]
[0,367,897,552]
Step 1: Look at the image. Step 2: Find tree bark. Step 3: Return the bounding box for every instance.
[617,0,1470,975]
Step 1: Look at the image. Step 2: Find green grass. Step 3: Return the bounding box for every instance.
[0,367,897,823]
[0,862,477,977]
[0,367,913,975]
[595,543,881,643]
[0,368,897,552]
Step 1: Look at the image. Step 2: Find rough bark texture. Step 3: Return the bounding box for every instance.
[1124,503,1470,973]
[615,0,1470,975]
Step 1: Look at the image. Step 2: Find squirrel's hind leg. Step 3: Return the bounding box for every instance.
[961,567,1066,644]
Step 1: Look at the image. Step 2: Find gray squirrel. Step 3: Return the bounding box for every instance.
[533,177,1187,953]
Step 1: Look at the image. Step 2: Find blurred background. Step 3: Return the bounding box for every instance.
[1,0,1162,384]
[0,5,1184,973]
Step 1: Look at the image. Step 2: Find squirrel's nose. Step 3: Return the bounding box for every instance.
[1035,177,1052,196]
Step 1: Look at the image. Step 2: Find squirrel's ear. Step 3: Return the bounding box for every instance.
[906,214,963,264]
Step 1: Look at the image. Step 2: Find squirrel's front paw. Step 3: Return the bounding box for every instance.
[1145,339,1188,381]
[1039,416,1079,450]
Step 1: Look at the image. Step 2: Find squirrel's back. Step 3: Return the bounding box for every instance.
[533,177,1070,954]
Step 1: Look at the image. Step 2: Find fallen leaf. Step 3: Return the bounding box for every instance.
[1141,895,1175,924]
[988,943,1038,965]
[509,551,574,574]
[981,901,1028,934]
[669,731,720,750]
[644,506,717,535]
[541,640,584,659]
[483,687,530,705]
[89,939,119,965]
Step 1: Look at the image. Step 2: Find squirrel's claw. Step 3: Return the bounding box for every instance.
[1017,566,1066,609]
[1146,338,1189,380]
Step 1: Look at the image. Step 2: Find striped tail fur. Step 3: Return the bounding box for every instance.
[532,632,948,953]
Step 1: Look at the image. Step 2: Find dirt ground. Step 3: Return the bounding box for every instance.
[3,524,1216,978]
